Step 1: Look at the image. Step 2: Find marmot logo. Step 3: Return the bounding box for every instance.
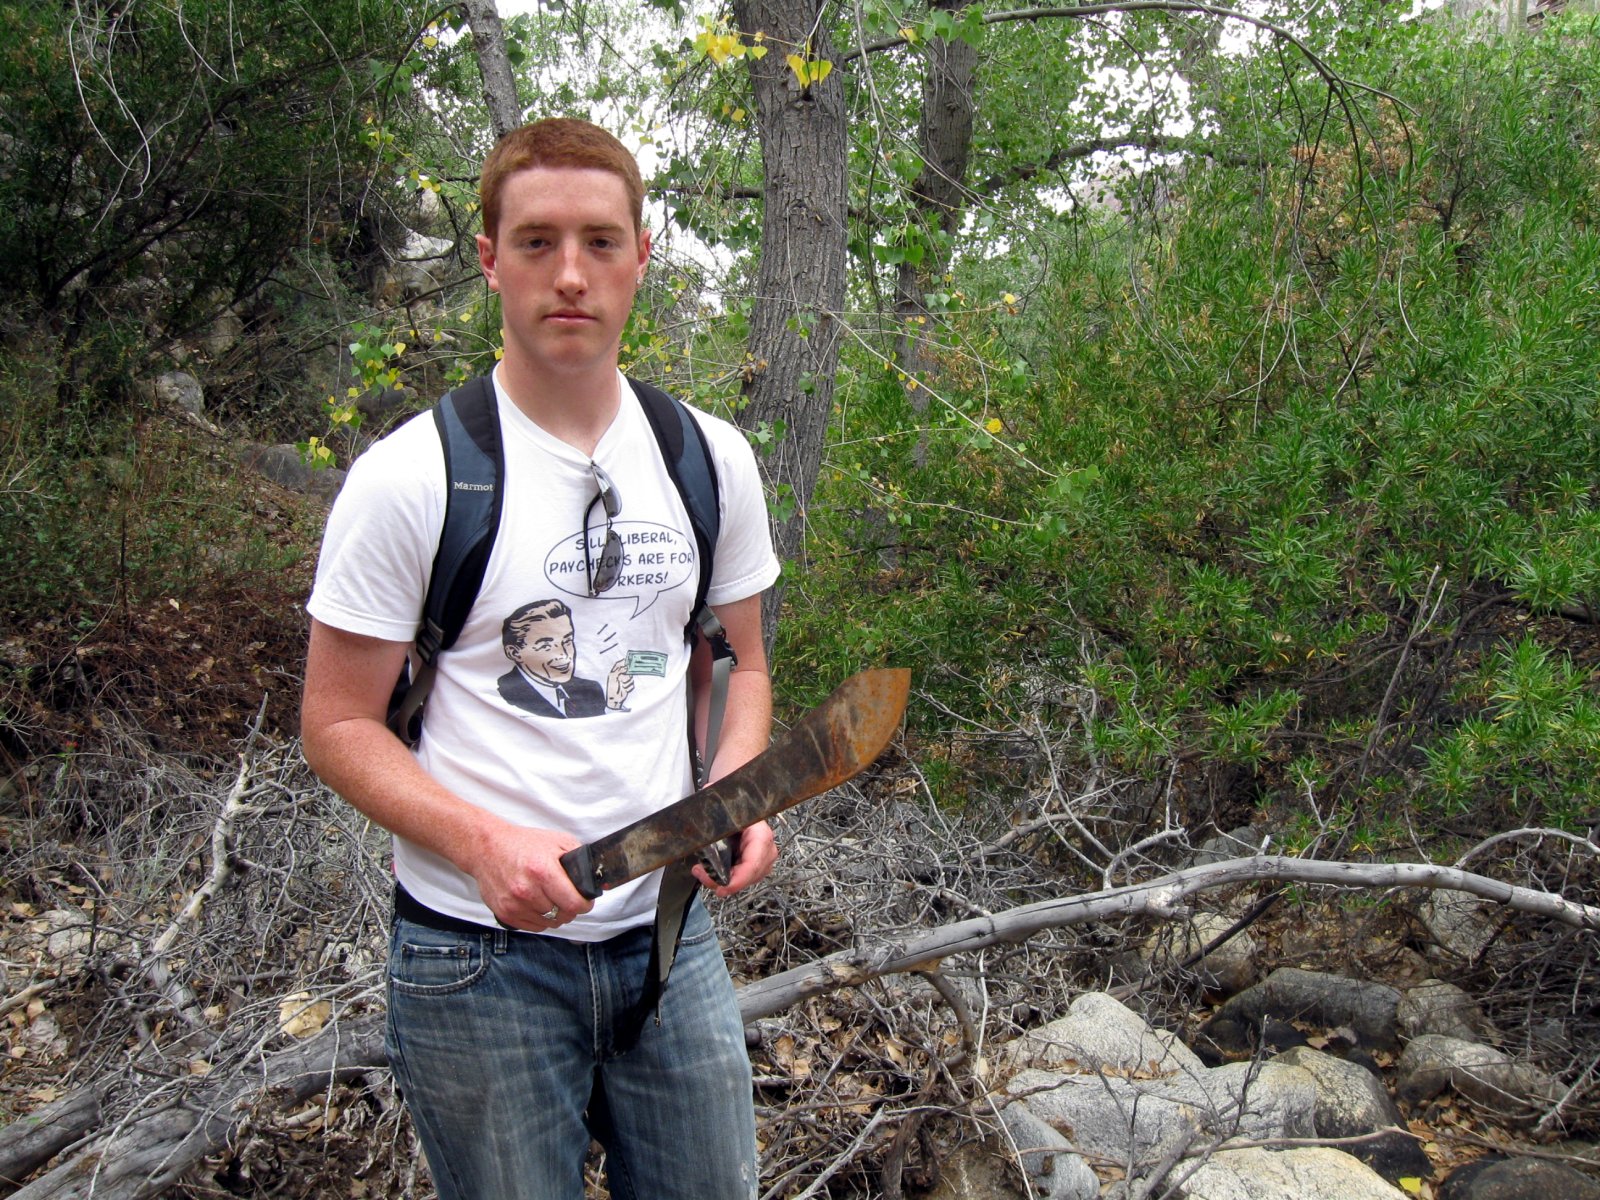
[453,482,494,492]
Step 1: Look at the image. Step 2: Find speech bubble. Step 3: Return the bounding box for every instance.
[543,520,697,617]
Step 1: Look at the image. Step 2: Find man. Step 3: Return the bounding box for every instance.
[497,598,630,718]
[301,118,780,1200]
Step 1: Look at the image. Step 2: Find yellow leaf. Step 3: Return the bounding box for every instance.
[1399,1180,1423,1195]
[785,53,807,82]
[811,58,832,83]
[279,992,331,1039]
[422,35,438,48]
[986,418,1003,434]
[748,44,768,59]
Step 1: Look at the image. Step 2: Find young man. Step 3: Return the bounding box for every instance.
[301,118,780,1200]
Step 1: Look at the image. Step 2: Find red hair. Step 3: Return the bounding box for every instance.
[479,118,644,241]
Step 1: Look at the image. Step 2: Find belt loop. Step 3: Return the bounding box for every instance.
[492,927,509,954]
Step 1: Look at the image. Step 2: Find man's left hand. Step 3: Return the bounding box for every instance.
[695,820,777,897]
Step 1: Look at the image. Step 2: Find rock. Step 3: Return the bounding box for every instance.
[240,443,346,500]
[1201,968,1401,1053]
[1438,1155,1600,1200]
[1193,1014,1309,1064]
[1179,1146,1411,1199]
[1192,826,1266,865]
[1003,991,1207,1077]
[1397,980,1498,1044]
[1418,891,1497,963]
[1395,1034,1561,1124]
[43,909,91,961]
[1275,1046,1431,1183]
[356,385,417,423]
[924,1143,1022,1200]
[20,1009,70,1060]
[381,230,459,299]
[144,370,206,418]
[1005,1061,1316,1164]
[198,305,244,360]
[1142,911,1258,996]
[993,1104,1100,1200]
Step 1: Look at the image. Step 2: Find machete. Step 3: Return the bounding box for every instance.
[561,667,911,899]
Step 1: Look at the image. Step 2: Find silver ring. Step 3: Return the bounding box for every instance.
[542,906,561,921]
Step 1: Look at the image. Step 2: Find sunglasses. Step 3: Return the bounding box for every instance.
[584,462,624,596]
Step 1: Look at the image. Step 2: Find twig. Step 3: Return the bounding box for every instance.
[140,753,252,1028]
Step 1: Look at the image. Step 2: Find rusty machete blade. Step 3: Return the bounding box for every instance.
[561,667,911,899]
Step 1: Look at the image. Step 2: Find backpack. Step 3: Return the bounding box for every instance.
[387,374,736,778]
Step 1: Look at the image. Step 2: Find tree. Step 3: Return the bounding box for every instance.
[726,0,852,635]
[0,1,439,390]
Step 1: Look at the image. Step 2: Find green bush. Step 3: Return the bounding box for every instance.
[779,13,1600,835]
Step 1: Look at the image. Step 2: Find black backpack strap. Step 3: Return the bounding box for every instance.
[388,374,503,746]
[626,376,736,783]
[628,376,721,627]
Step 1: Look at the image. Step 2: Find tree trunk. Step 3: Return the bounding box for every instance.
[894,1,978,386]
[729,0,850,643]
[461,0,523,138]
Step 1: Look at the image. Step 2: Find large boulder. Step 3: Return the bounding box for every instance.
[1417,891,1498,964]
[240,443,346,500]
[1439,1156,1600,1200]
[1395,1034,1561,1124]
[1179,1146,1410,1199]
[1003,991,1206,1077]
[1200,968,1402,1055]
[992,1104,1100,1200]
[1142,911,1259,997]
[1397,979,1498,1044]
[1275,1046,1430,1182]
[380,230,459,300]
[1005,1060,1317,1165]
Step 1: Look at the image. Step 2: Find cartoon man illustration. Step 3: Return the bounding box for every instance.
[496,598,633,718]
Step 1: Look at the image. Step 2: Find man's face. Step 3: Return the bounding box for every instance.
[507,613,577,685]
[476,166,650,382]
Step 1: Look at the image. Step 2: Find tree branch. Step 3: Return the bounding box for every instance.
[736,855,1600,1022]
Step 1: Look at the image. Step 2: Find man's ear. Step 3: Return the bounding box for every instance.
[477,233,500,292]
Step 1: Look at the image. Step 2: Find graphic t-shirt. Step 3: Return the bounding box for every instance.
[308,369,780,940]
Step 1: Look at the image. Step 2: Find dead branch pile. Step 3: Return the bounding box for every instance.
[3,692,1600,1198]
[0,712,401,1198]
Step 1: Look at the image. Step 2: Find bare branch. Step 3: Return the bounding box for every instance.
[737,855,1600,1022]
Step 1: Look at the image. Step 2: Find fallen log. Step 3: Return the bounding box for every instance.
[8,1014,384,1200]
[0,1087,106,1197]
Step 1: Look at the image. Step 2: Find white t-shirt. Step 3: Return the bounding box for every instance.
[308,369,780,940]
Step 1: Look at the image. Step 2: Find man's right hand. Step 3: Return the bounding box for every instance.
[471,822,595,930]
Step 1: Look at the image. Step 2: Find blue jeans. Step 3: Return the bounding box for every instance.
[385,899,758,1200]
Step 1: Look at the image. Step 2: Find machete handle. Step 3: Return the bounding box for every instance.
[560,844,604,900]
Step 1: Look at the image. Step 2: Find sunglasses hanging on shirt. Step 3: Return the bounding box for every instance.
[584,461,624,596]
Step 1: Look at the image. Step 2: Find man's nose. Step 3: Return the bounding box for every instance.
[554,241,586,293]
